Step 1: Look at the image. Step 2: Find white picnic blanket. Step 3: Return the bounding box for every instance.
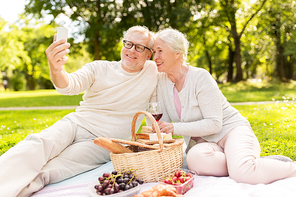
[31,159,296,197]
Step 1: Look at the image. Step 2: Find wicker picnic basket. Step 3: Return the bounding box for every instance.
[110,111,184,183]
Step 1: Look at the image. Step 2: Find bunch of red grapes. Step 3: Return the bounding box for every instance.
[94,169,144,195]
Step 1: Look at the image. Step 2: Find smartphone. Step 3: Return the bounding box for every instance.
[56,27,68,41]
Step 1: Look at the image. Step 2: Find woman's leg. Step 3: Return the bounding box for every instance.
[224,126,296,184]
[186,142,228,176]
[0,117,76,197]
[17,126,110,197]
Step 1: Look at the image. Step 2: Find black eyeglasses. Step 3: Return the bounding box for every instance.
[123,40,151,52]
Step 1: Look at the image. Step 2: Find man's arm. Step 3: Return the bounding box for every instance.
[45,34,70,89]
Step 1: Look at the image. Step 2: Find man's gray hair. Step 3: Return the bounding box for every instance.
[124,26,155,49]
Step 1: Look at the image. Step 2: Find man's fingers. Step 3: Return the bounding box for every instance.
[57,56,69,65]
[47,44,70,62]
[46,39,69,56]
[56,48,70,60]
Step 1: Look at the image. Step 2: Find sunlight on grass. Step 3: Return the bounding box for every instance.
[234,103,296,160]
[1,80,295,107]
[219,80,296,103]
[0,81,295,159]
[1,103,295,160]
[0,110,74,155]
[0,90,83,107]
[0,89,61,99]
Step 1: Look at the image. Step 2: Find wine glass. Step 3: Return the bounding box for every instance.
[147,102,163,121]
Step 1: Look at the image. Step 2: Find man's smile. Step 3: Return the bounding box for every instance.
[126,54,137,59]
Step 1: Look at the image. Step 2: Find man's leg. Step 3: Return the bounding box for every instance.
[0,117,77,197]
[18,126,110,196]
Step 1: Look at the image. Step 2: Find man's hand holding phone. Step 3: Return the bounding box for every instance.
[45,27,70,89]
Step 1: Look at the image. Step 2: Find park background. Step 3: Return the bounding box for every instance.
[0,0,295,159]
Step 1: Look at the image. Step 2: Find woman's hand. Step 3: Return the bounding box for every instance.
[156,121,174,135]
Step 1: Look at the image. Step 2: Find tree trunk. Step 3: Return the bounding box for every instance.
[231,23,243,82]
[284,57,293,80]
[227,44,235,82]
[94,32,100,60]
[203,34,212,74]
[274,29,285,81]
[234,37,242,81]
[94,0,101,60]
[205,50,212,74]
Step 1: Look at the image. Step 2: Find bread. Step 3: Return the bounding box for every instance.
[136,133,150,139]
[94,137,133,154]
[134,183,184,197]
[141,126,153,133]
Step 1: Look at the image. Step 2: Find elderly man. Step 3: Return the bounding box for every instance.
[0,26,157,197]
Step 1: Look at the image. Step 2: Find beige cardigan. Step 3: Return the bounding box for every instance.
[157,66,250,150]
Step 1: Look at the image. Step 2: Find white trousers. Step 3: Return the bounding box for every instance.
[0,117,110,197]
[186,126,296,184]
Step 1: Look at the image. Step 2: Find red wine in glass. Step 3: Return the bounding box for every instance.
[151,113,163,121]
[147,102,163,121]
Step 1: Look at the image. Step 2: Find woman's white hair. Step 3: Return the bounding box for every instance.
[123,26,155,49]
[155,28,189,63]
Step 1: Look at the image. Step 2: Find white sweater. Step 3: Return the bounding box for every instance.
[157,66,250,149]
[54,60,158,141]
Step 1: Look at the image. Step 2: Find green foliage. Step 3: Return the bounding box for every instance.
[0,18,31,76]
[1,0,296,91]
[0,15,93,90]
[10,71,26,91]
[256,0,296,80]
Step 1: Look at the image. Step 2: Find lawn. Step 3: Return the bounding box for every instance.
[235,103,296,160]
[1,103,295,159]
[0,89,83,107]
[0,110,74,155]
[0,80,295,107]
[219,79,296,103]
[0,80,295,160]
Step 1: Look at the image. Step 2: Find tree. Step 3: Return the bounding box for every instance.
[25,0,204,61]
[0,18,31,90]
[18,19,56,89]
[218,0,267,81]
[25,0,120,60]
[258,0,296,81]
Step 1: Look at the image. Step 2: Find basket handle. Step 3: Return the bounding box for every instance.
[131,111,164,151]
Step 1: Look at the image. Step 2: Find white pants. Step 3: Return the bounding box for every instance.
[186,126,296,184]
[0,117,110,197]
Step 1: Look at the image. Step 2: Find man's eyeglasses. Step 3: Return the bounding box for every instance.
[123,40,151,53]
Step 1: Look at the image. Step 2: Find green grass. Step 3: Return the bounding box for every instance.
[0,80,295,107]
[234,103,296,160]
[1,103,295,160]
[0,89,83,107]
[0,110,74,155]
[0,80,295,160]
[219,80,296,103]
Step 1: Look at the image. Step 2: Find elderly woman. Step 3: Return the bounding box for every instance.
[152,28,296,184]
